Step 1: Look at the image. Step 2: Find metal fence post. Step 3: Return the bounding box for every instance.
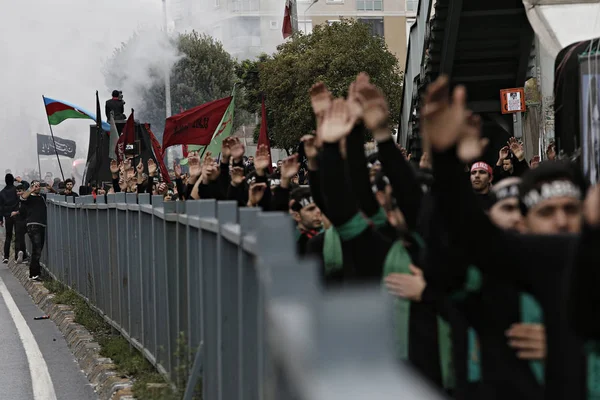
[151,195,164,369]
[238,207,260,400]
[106,193,118,324]
[138,193,151,356]
[198,199,218,400]
[216,201,239,400]
[115,192,127,330]
[126,192,140,343]
[96,194,109,316]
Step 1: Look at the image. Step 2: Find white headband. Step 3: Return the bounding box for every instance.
[522,180,582,210]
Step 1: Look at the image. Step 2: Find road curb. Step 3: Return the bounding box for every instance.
[7,260,135,400]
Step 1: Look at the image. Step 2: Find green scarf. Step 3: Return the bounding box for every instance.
[382,240,413,361]
[322,211,380,275]
[585,343,600,399]
[454,266,546,386]
[519,293,545,385]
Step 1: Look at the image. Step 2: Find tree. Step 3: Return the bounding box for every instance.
[105,31,238,140]
[251,19,404,152]
[235,54,279,148]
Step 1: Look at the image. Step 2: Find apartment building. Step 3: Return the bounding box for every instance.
[301,0,417,64]
[169,0,416,65]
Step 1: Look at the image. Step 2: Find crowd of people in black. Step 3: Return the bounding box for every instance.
[2,72,600,399]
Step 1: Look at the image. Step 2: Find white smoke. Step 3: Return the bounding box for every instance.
[0,0,287,179]
[0,0,174,178]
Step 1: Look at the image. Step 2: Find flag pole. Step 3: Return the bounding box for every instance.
[42,95,65,181]
[37,152,42,183]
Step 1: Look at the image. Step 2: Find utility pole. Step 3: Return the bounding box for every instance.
[162,0,172,119]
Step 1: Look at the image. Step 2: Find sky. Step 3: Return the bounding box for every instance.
[0,0,173,177]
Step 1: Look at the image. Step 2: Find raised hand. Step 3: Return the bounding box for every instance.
[173,161,182,178]
[188,152,201,177]
[509,137,525,161]
[254,144,271,171]
[320,98,354,143]
[457,112,488,163]
[248,182,267,207]
[118,178,127,192]
[301,135,319,159]
[499,146,510,162]
[355,75,390,133]
[147,159,158,176]
[126,167,135,180]
[230,167,245,187]
[419,152,431,170]
[136,160,144,174]
[422,76,469,153]
[309,82,333,119]
[546,142,556,161]
[231,138,245,162]
[110,160,119,175]
[221,137,233,162]
[280,154,300,179]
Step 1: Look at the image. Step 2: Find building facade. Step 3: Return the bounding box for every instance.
[169,0,416,65]
[300,0,417,64]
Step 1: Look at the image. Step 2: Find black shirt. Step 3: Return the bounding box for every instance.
[21,194,47,226]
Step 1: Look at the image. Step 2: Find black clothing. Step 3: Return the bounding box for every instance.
[14,217,26,260]
[3,217,15,260]
[569,225,600,339]
[432,148,587,400]
[0,184,19,218]
[64,191,79,198]
[27,225,45,277]
[21,194,47,226]
[493,159,530,182]
[105,98,126,122]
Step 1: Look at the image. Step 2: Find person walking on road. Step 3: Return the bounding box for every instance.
[20,181,47,280]
[0,173,20,263]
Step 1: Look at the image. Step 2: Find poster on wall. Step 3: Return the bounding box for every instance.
[579,56,600,184]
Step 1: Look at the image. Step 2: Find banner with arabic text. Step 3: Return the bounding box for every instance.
[37,134,77,158]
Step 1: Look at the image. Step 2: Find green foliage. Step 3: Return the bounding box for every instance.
[44,280,198,399]
[238,19,404,152]
[105,30,241,140]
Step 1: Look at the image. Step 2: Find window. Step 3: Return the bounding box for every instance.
[299,20,313,34]
[357,0,383,11]
[229,0,259,12]
[406,0,418,12]
[358,17,384,37]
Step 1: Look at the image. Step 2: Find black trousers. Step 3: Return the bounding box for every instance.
[14,219,26,259]
[3,216,15,259]
[27,225,45,278]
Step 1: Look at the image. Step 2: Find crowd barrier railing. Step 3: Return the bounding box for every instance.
[43,193,444,400]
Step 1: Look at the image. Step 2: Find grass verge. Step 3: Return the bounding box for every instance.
[43,278,189,399]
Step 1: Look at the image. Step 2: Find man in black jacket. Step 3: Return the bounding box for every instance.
[20,181,47,280]
[0,173,19,263]
[105,90,126,123]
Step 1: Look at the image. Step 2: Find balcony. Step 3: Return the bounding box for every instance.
[228,0,260,13]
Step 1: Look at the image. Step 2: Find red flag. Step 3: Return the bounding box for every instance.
[116,111,135,164]
[258,95,273,174]
[182,145,189,158]
[162,96,232,150]
[282,0,293,39]
[145,124,172,184]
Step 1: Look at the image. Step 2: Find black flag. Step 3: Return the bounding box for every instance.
[37,134,76,158]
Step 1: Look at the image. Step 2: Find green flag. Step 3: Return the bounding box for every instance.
[180,87,236,165]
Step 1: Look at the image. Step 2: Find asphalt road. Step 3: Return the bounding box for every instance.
[0,241,97,400]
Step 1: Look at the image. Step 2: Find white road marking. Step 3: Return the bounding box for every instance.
[0,276,57,400]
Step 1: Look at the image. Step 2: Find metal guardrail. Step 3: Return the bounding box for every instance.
[42,193,445,400]
[399,0,433,147]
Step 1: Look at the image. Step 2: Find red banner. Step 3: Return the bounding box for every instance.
[162,96,232,150]
[116,112,135,164]
[145,124,172,184]
[258,96,273,174]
